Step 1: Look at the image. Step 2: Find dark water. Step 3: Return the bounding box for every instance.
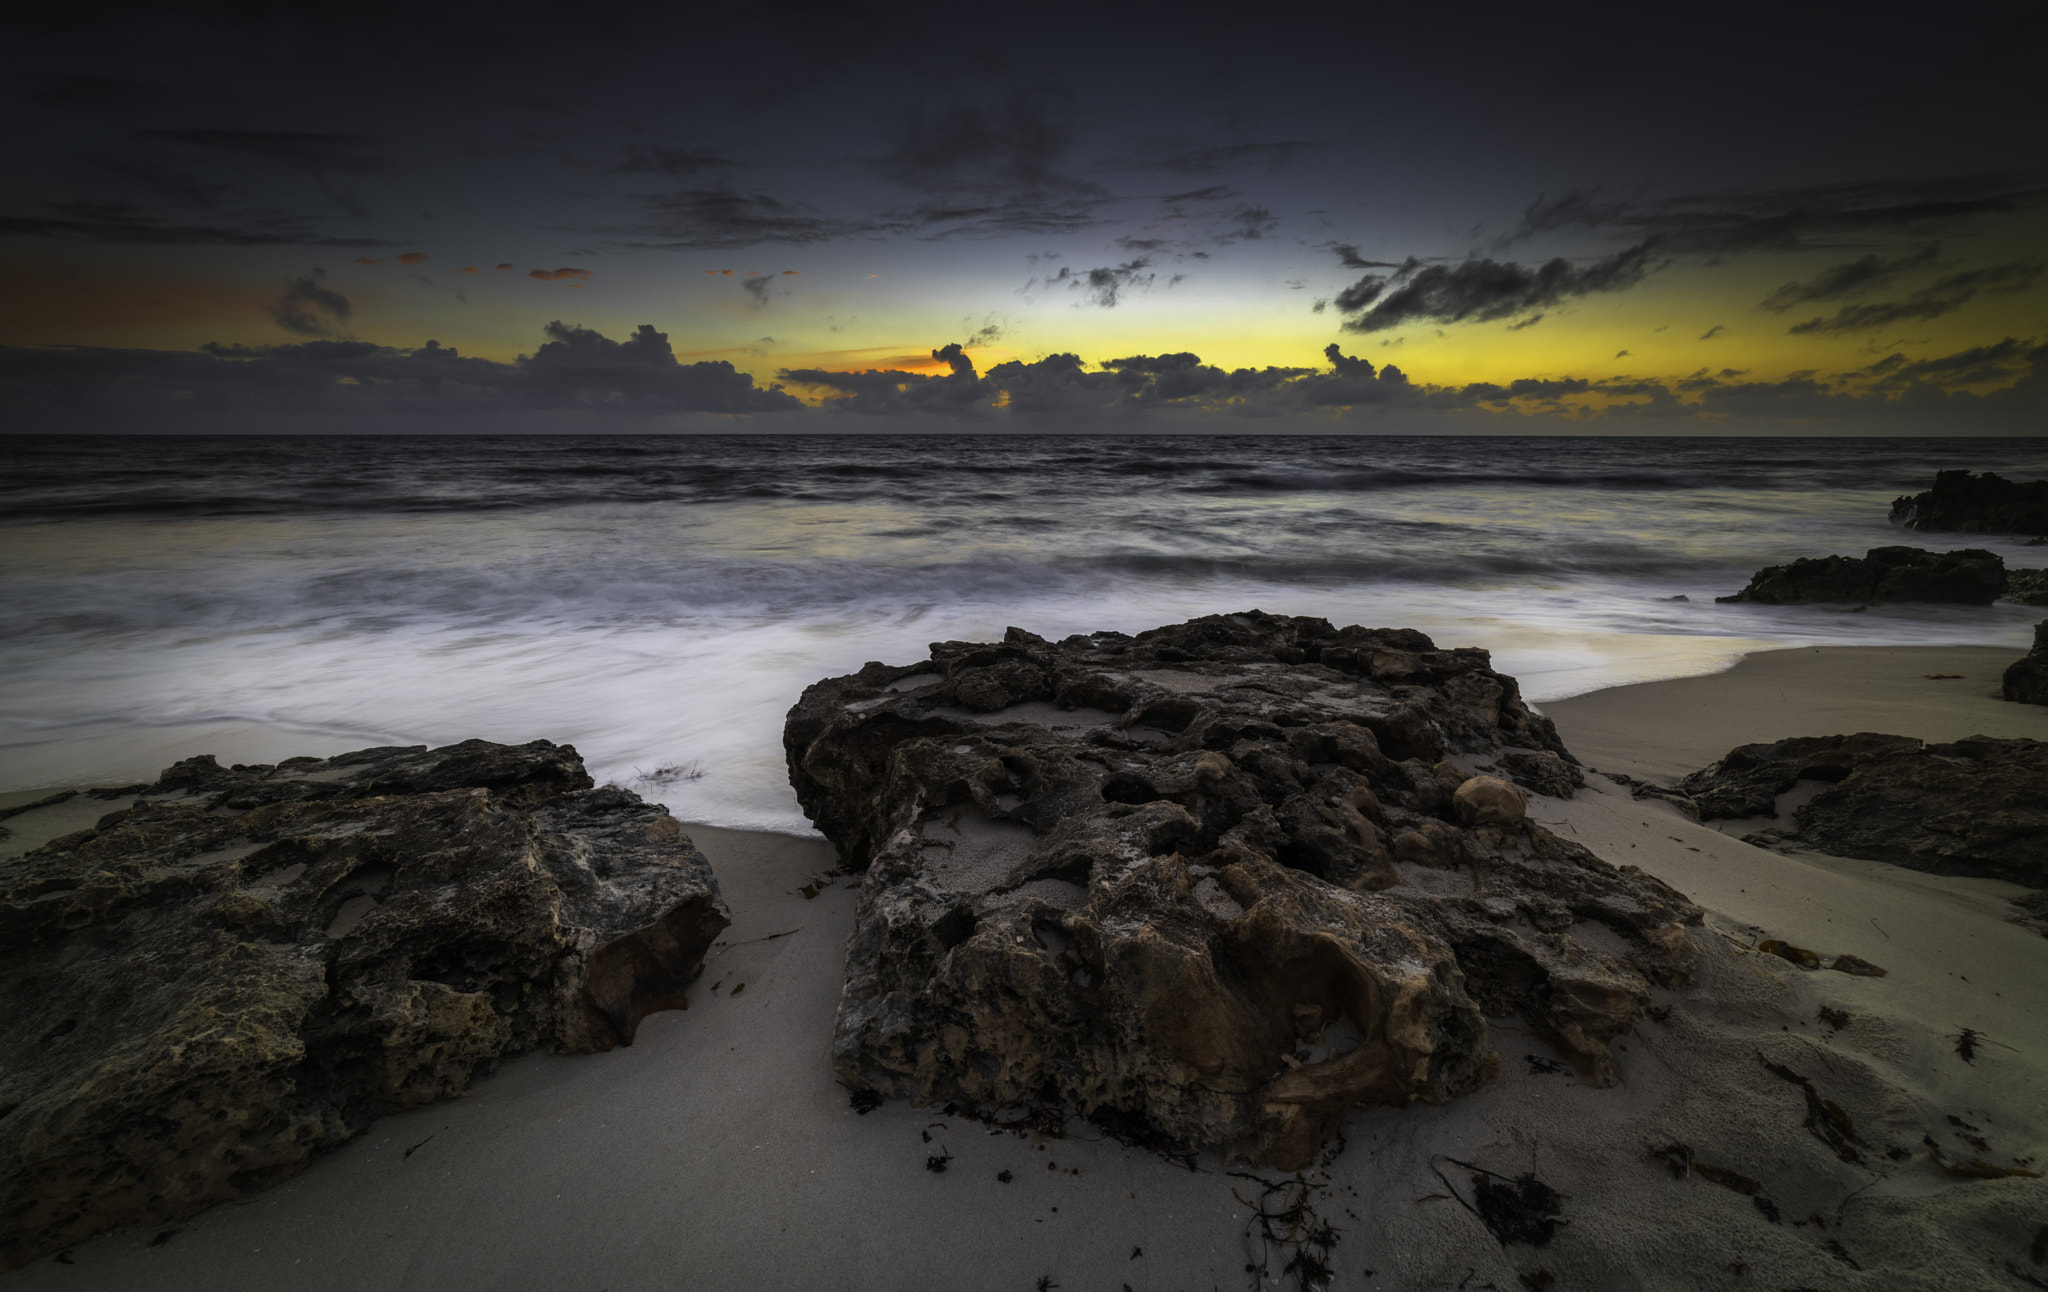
[3,434,2042,830]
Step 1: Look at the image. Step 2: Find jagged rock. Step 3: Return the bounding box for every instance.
[1890,469,2048,535]
[1715,546,2004,605]
[2005,570,2048,606]
[0,740,728,1271]
[784,612,1701,1169]
[2005,621,2048,705]
[1678,733,2046,886]
[1675,733,1925,819]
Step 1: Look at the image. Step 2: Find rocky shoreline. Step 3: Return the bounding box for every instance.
[0,741,726,1270]
[784,611,1700,1168]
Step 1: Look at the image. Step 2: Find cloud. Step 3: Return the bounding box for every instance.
[1853,337,2044,389]
[1162,185,1236,204]
[1216,206,1277,242]
[1030,257,1157,307]
[494,263,513,271]
[0,321,803,430]
[268,268,351,337]
[1786,260,2043,334]
[611,144,739,177]
[396,251,430,264]
[12,331,2044,434]
[1336,247,1652,332]
[1327,243,1403,270]
[780,342,993,415]
[1512,173,2048,258]
[904,195,1109,239]
[878,87,1081,194]
[740,274,790,308]
[0,200,389,247]
[140,129,393,217]
[528,267,592,281]
[1699,324,1724,339]
[616,188,903,249]
[1759,243,1943,312]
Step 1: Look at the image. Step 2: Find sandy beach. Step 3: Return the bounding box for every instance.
[4,644,2045,1291]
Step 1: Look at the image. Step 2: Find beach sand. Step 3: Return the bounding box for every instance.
[5,646,2045,1290]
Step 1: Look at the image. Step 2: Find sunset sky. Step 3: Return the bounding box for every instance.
[4,0,2045,432]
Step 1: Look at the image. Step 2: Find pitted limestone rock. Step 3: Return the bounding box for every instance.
[785,612,1701,1169]
[0,739,728,1270]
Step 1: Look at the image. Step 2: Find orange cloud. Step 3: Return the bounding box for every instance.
[782,270,799,275]
[355,257,381,266]
[495,263,514,271]
[458,266,478,274]
[528,267,592,282]
[396,252,430,265]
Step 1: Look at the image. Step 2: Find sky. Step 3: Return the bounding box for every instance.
[4,0,2046,433]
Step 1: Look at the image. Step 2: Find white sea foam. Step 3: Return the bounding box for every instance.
[2,435,2041,833]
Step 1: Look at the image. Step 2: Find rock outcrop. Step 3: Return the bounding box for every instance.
[2005,569,2048,606]
[1715,546,2005,605]
[784,612,1701,1169]
[1678,733,2046,886]
[2005,621,2048,706]
[0,740,728,1270]
[1890,469,2048,535]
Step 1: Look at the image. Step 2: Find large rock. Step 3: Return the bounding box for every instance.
[1679,733,2046,886]
[2004,621,2048,705]
[2005,569,2048,606]
[1715,546,2005,605]
[784,612,1701,1169]
[0,740,728,1270]
[1890,469,2048,535]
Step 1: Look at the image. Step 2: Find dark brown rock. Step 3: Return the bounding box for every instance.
[2005,570,2048,606]
[1890,469,2048,535]
[1679,733,2046,886]
[784,612,1701,1169]
[0,740,728,1270]
[1715,546,2005,606]
[2005,621,2048,705]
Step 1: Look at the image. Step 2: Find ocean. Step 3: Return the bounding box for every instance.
[2,434,2042,834]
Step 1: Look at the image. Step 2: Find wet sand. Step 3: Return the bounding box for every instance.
[4,645,2045,1290]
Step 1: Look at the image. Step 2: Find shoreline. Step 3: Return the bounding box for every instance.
[4,643,2045,1289]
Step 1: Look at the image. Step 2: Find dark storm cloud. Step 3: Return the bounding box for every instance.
[779,342,992,415]
[268,269,351,336]
[1335,247,1653,333]
[1786,261,2043,334]
[0,322,800,428]
[1758,244,1943,312]
[610,145,740,177]
[0,200,391,247]
[616,188,905,249]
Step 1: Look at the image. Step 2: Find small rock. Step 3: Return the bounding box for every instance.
[2003,621,2048,706]
[1453,776,1529,826]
